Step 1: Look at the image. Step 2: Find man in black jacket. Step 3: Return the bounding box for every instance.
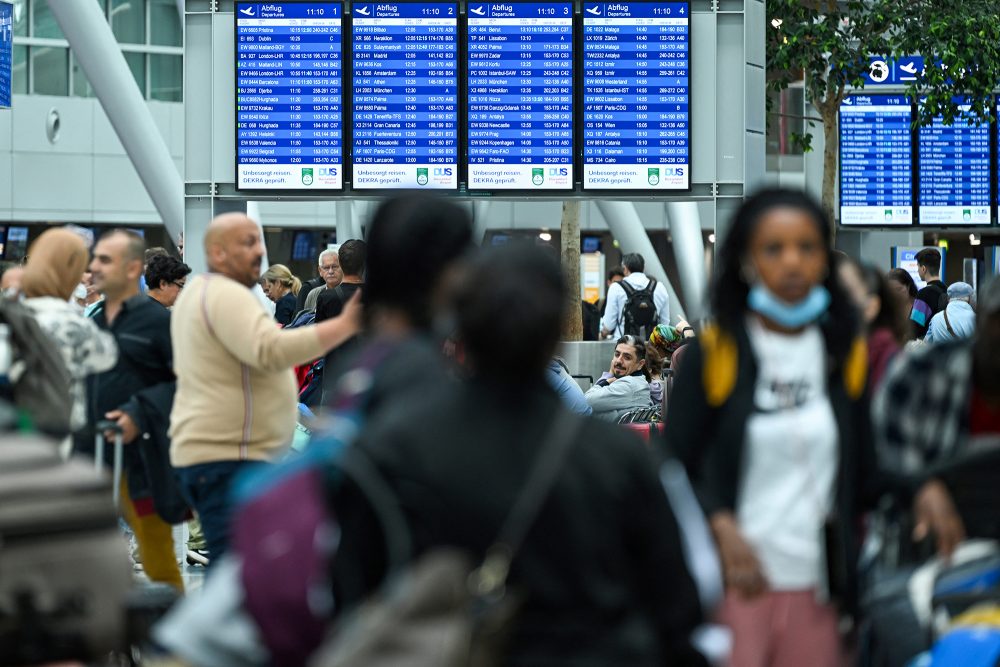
[316,240,366,403]
[81,229,182,591]
[334,246,708,666]
[910,247,947,339]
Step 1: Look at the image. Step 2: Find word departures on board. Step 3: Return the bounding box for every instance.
[581,1,690,190]
[234,0,693,194]
[839,95,913,226]
[918,97,991,226]
[466,2,574,190]
[351,3,459,189]
[236,2,344,190]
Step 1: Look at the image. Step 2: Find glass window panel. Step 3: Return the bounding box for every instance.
[31,0,63,39]
[31,45,68,96]
[150,0,181,47]
[123,51,145,95]
[71,53,94,98]
[13,0,27,36]
[149,54,181,101]
[12,45,28,95]
[110,0,145,44]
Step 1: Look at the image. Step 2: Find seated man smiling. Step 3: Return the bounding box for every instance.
[585,334,652,422]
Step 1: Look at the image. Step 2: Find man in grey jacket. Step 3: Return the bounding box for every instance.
[586,335,652,422]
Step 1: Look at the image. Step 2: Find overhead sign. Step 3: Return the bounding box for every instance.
[581,1,690,191]
[235,2,344,190]
[862,56,924,87]
[0,0,12,109]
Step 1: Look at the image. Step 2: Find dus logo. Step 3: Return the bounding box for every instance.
[662,167,685,177]
[548,167,568,176]
[318,167,338,177]
[433,167,453,176]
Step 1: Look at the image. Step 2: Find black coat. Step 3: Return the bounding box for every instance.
[664,321,880,614]
[332,379,708,667]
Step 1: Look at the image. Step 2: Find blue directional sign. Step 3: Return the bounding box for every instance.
[0,1,12,109]
[839,95,913,225]
[236,2,344,190]
[918,97,991,225]
[581,2,690,190]
[862,56,924,87]
[466,2,574,190]
[351,3,458,189]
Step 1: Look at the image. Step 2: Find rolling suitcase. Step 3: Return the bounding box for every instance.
[0,430,132,663]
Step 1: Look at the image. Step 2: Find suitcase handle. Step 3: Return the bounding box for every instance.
[95,420,125,509]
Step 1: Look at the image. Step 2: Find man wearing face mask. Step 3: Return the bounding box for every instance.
[666,189,878,667]
[585,335,652,421]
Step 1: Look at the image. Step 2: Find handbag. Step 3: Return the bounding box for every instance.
[311,408,582,667]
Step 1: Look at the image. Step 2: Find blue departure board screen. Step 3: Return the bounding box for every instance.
[236,2,343,190]
[918,97,991,225]
[581,2,689,190]
[351,3,458,189]
[466,2,574,190]
[839,95,913,225]
[0,1,11,109]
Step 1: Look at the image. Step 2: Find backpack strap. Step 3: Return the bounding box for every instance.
[619,280,638,298]
[643,278,657,295]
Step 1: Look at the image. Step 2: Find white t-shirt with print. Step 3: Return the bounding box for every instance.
[737,318,838,590]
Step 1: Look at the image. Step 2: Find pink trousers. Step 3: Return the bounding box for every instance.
[718,590,841,667]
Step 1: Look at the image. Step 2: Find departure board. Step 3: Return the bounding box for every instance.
[839,95,913,225]
[236,2,343,190]
[351,3,459,189]
[581,2,689,190]
[0,1,11,109]
[918,97,991,225]
[466,2,574,190]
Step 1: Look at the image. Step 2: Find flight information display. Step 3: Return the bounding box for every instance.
[236,2,343,190]
[839,95,913,225]
[351,3,459,189]
[918,97,991,225]
[466,2,574,190]
[581,2,689,190]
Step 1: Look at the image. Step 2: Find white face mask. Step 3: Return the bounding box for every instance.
[73,283,88,301]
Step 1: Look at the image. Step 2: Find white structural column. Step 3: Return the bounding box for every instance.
[472,201,492,244]
[665,202,708,324]
[49,1,184,242]
[335,200,352,245]
[595,200,685,322]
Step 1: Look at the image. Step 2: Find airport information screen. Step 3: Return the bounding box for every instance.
[466,2,574,190]
[581,1,689,190]
[0,1,11,109]
[918,97,991,225]
[236,1,343,190]
[839,94,913,225]
[351,2,459,189]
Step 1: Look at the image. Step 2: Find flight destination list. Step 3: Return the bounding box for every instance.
[839,95,913,225]
[236,2,343,190]
[918,97,990,225]
[467,2,574,190]
[582,2,690,190]
[351,3,458,189]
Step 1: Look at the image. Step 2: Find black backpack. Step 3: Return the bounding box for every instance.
[620,279,658,338]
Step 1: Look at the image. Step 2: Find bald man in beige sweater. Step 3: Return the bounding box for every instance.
[169,213,359,562]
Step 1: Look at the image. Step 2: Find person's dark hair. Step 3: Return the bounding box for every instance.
[886,268,918,299]
[712,188,859,362]
[365,196,472,329]
[104,229,146,263]
[841,257,909,346]
[338,239,367,277]
[915,248,942,277]
[615,334,651,381]
[456,245,564,384]
[607,266,624,282]
[622,253,645,273]
[144,255,192,290]
[645,344,664,379]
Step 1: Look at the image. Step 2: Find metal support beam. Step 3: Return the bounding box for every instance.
[665,202,708,324]
[472,201,492,244]
[595,200,685,322]
[335,200,352,245]
[50,1,184,242]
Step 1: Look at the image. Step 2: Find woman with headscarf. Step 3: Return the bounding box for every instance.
[22,228,118,433]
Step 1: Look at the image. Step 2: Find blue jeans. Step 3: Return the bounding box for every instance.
[175,460,264,566]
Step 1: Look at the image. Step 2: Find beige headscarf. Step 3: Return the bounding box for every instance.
[22,229,89,301]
